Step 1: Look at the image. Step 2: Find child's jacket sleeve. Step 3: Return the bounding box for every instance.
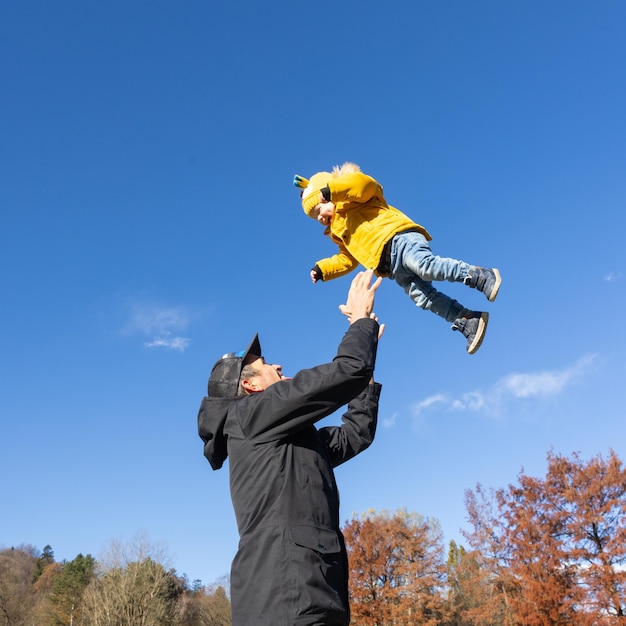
[316,237,360,280]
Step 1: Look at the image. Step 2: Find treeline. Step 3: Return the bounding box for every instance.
[3,449,626,625]
[0,537,230,626]
[346,449,626,625]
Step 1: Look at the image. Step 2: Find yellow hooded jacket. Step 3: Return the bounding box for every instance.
[316,171,432,280]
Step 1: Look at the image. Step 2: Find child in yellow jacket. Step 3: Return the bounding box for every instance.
[294,162,501,354]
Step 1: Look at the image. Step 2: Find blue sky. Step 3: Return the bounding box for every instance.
[1,1,625,586]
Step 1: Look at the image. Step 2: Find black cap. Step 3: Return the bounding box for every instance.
[207,334,262,398]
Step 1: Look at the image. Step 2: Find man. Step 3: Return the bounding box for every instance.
[197,270,384,625]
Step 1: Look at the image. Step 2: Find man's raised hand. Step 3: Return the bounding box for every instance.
[338,270,383,331]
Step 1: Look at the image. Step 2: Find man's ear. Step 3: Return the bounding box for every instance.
[241,378,261,393]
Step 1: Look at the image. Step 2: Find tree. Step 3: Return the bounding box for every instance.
[32,560,63,625]
[33,545,56,582]
[553,450,626,619]
[446,540,501,626]
[450,486,518,626]
[0,547,37,626]
[177,582,231,626]
[343,508,447,625]
[83,558,184,626]
[40,553,96,626]
[82,534,184,626]
[499,471,584,625]
[462,450,626,625]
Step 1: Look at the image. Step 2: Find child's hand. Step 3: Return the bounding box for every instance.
[310,266,322,283]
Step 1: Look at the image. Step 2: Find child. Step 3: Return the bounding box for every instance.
[293,162,501,354]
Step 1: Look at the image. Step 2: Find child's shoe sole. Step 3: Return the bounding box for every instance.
[487,268,502,302]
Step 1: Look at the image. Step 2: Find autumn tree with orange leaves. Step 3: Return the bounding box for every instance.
[461,450,626,625]
[343,508,447,626]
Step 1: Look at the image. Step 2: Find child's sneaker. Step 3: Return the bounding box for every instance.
[464,268,501,302]
[451,312,489,354]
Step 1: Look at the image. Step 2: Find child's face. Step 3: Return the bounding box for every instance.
[311,202,335,226]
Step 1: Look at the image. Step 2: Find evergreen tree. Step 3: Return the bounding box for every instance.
[34,544,55,581]
[45,553,96,625]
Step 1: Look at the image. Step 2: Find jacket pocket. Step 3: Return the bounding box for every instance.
[289,524,341,554]
[286,525,348,620]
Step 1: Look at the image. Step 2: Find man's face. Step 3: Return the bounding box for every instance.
[242,356,287,392]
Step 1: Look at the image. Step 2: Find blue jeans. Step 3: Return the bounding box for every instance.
[390,231,471,323]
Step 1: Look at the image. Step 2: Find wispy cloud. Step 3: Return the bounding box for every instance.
[121,302,191,352]
[495,355,596,398]
[413,394,449,417]
[410,354,597,420]
[604,271,622,283]
[144,336,190,352]
[382,412,398,428]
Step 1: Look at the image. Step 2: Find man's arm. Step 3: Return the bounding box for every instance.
[319,269,384,464]
[237,271,382,440]
[318,381,382,468]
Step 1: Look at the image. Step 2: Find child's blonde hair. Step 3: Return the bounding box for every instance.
[332,162,361,177]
